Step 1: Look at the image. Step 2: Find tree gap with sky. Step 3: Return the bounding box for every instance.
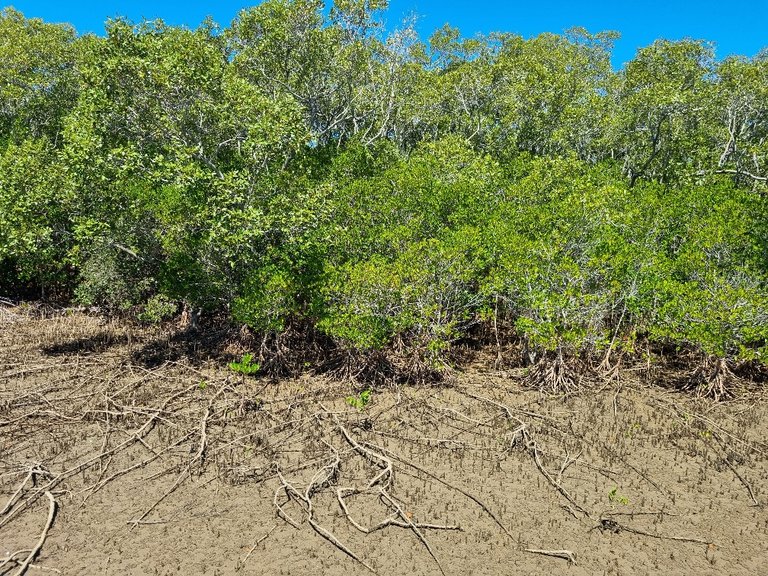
[6,0,768,66]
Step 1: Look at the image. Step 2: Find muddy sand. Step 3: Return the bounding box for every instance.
[1,310,767,575]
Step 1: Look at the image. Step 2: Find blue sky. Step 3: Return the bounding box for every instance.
[5,0,767,67]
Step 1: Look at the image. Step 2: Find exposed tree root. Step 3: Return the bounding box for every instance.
[684,356,738,401]
[270,411,461,575]
[3,492,57,576]
[596,515,712,545]
[2,316,764,576]
[524,353,581,396]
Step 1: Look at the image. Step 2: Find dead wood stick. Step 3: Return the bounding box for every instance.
[79,432,194,503]
[0,550,31,571]
[336,486,461,536]
[307,517,377,574]
[274,465,375,574]
[241,523,278,564]
[128,467,190,528]
[0,409,42,428]
[619,526,711,545]
[598,517,711,545]
[712,435,760,507]
[336,488,395,534]
[0,558,61,573]
[273,466,306,529]
[191,385,229,473]
[426,402,490,427]
[524,548,577,565]
[12,491,56,576]
[556,448,582,485]
[335,419,392,489]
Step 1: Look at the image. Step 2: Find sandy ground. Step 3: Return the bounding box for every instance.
[1,309,767,575]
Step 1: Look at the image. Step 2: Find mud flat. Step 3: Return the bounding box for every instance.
[1,311,767,575]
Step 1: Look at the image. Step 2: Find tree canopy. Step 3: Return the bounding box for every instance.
[1,3,766,390]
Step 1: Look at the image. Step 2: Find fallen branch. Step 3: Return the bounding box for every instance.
[273,462,375,573]
[0,465,49,516]
[380,489,446,576]
[721,456,759,507]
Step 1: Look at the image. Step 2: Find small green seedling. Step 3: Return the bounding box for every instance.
[198,379,208,390]
[228,353,260,376]
[624,422,642,438]
[346,389,372,412]
[608,486,629,506]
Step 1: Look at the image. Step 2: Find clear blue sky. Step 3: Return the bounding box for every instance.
[5,0,767,68]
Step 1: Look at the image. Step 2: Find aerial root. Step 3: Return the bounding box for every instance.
[596,351,621,383]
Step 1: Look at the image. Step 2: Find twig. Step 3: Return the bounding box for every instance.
[0,465,49,516]
[241,523,278,564]
[524,548,577,565]
[0,550,62,573]
[0,558,61,573]
[556,447,582,486]
[712,434,760,506]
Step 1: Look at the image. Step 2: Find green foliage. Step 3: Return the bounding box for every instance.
[345,389,372,411]
[228,354,261,375]
[0,8,78,142]
[608,486,629,506]
[137,294,178,324]
[0,138,74,287]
